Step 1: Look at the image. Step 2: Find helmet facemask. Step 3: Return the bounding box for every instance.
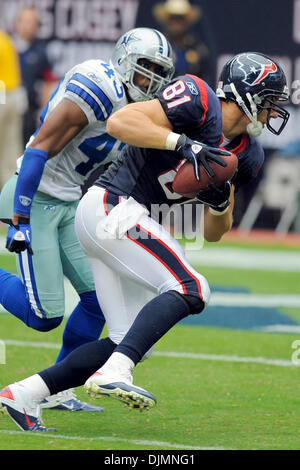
[255,88,290,135]
[123,57,174,102]
[111,27,174,103]
[219,83,290,137]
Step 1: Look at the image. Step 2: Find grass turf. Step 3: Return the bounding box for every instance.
[0,315,299,450]
[0,240,300,450]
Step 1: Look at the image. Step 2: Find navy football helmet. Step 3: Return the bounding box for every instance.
[216,52,290,136]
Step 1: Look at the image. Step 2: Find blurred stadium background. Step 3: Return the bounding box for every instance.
[0,0,300,451]
[1,0,300,233]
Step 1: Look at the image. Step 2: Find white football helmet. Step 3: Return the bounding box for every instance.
[111,27,174,102]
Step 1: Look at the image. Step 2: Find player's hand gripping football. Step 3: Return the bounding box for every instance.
[2,218,33,255]
[175,134,231,181]
[196,182,232,213]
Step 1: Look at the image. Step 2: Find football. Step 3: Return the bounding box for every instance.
[172,152,238,198]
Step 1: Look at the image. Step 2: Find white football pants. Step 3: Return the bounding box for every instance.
[75,186,210,346]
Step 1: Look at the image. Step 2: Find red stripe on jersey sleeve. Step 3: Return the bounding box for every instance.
[186,74,208,127]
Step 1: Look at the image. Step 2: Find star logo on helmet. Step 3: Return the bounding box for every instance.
[120,33,140,46]
[237,53,277,87]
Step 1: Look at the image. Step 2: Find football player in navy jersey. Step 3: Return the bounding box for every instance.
[203,52,289,241]
[81,53,289,407]
[0,53,290,430]
[0,27,175,413]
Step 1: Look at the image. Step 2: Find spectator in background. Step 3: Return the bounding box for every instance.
[13,6,58,146]
[0,29,23,191]
[153,0,212,85]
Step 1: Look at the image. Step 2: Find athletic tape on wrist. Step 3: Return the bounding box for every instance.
[165,132,181,151]
[209,206,229,216]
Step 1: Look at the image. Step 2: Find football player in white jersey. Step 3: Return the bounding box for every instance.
[0,27,174,411]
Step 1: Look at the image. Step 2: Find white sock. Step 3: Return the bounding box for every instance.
[17,374,51,403]
[100,352,135,376]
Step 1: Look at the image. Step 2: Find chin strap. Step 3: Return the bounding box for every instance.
[126,83,146,102]
[230,83,263,137]
[245,92,263,136]
[247,120,263,137]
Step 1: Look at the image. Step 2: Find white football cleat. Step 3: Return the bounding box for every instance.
[84,371,157,411]
[0,383,56,432]
[40,388,104,412]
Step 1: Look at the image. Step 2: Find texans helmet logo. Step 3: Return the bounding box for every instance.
[236,53,277,87]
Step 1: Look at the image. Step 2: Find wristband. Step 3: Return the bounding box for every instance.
[165,132,181,151]
[209,206,229,216]
[14,148,48,217]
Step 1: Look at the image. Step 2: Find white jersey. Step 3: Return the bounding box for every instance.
[17,59,128,201]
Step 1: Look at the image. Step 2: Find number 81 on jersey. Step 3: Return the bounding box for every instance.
[162,80,192,109]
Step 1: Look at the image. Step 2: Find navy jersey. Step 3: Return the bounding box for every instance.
[97,75,222,210]
[221,134,265,191]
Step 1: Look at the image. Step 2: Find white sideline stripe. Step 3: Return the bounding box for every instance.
[209,293,300,308]
[4,339,61,349]
[186,247,300,272]
[0,430,225,450]
[2,235,300,271]
[2,339,295,367]
[258,324,300,334]
[2,285,300,314]
[153,351,294,367]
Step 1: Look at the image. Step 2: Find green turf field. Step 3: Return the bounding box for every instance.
[0,237,300,450]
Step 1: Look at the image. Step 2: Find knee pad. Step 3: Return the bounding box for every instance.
[168,290,205,315]
[26,314,63,332]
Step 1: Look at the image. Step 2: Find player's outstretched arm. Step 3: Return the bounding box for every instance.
[203,184,235,242]
[28,98,88,158]
[8,100,88,255]
[106,98,173,149]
